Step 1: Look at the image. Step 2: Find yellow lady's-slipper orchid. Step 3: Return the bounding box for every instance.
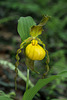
[25,39,46,60]
[15,15,50,87]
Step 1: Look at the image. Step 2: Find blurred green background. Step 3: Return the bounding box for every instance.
[0,0,67,100]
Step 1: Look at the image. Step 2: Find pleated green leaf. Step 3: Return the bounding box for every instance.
[23,71,67,100]
[18,16,36,41]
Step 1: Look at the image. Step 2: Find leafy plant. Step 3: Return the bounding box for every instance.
[22,71,67,100]
[0,0,67,98]
[15,16,67,100]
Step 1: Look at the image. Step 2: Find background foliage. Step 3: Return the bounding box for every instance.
[0,0,67,100]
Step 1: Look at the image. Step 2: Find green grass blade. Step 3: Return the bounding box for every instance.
[23,71,67,100]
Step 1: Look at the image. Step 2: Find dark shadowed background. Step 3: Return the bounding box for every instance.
[0,0,67,100]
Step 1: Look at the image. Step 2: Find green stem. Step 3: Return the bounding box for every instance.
[26,68,29,91]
